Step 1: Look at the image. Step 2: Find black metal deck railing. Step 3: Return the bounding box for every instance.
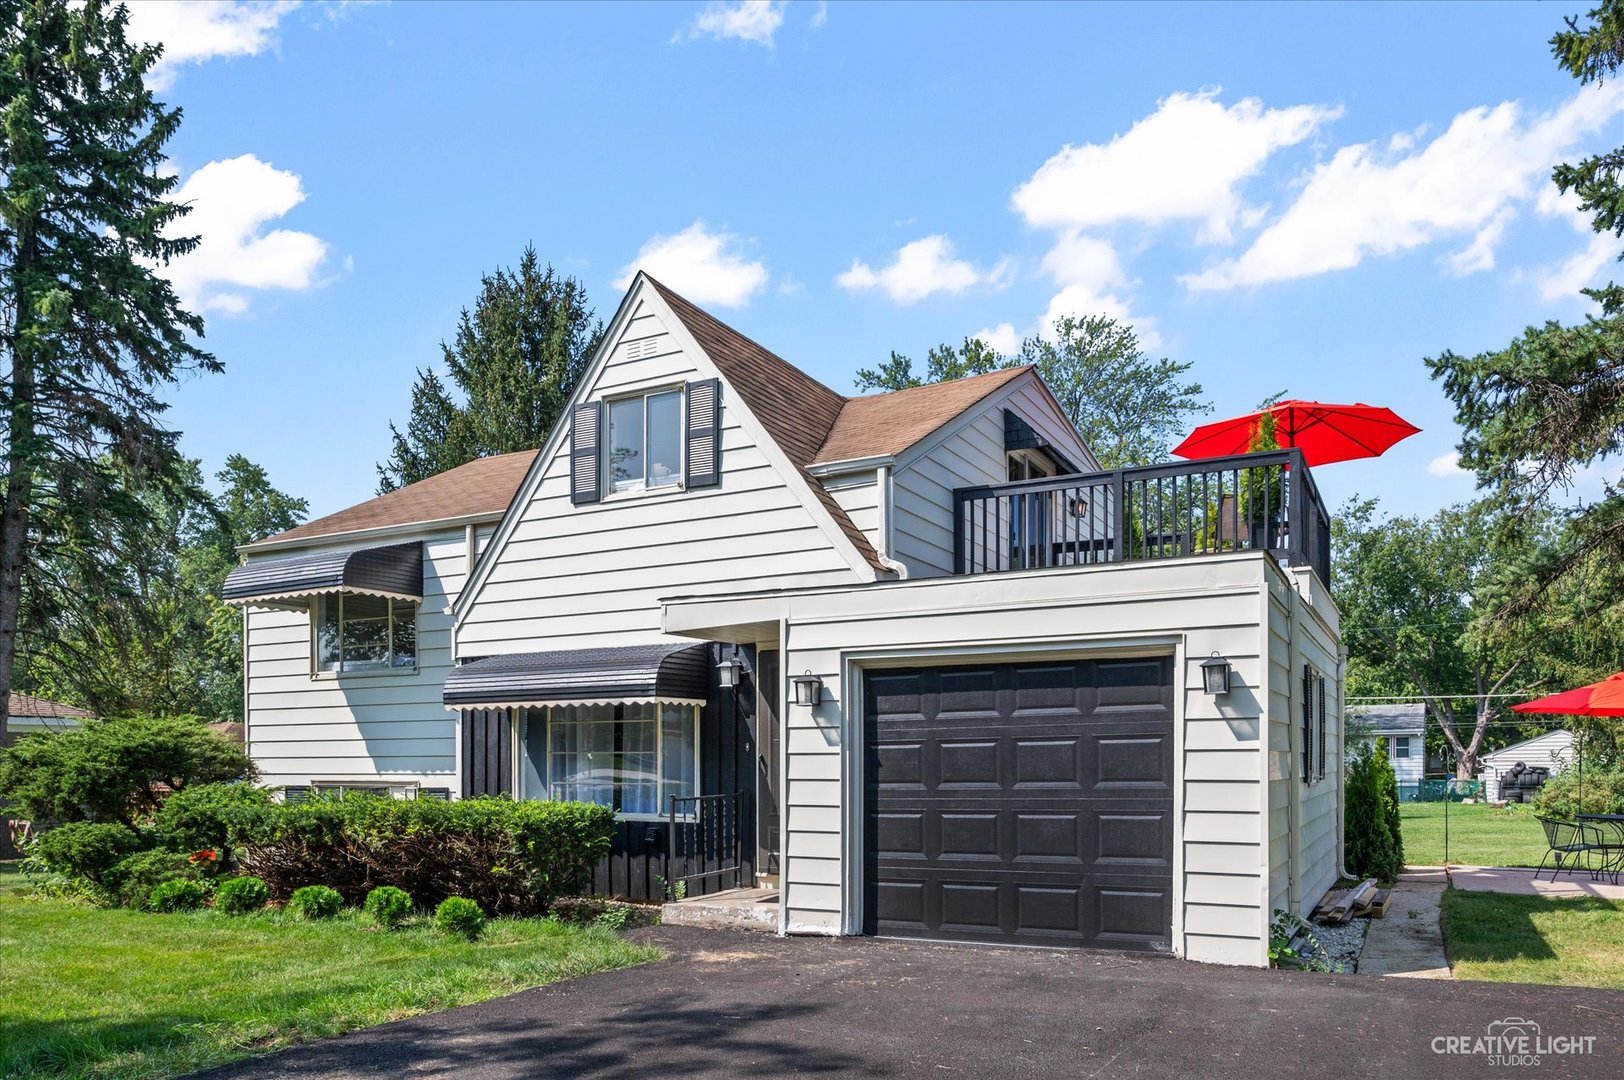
[666,791,747,900]
[952,449,1331,584]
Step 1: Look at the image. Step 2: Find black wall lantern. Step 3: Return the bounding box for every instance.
[716,655,744,689]
[791,671,823,707]
[1201,653,1233,696]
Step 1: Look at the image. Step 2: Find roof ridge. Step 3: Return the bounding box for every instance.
[842,364,1035,403]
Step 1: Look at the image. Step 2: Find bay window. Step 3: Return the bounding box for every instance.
[315,593,418,673]
[606,387,683,495]
[545,702,698,816]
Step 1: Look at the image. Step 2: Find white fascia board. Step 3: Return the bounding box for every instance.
[239,511,504,557]
[807,454,894,477]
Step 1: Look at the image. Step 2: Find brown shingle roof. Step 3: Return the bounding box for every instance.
[8,692,92,719]
[813,367,1033,465]
[249,450,538,549]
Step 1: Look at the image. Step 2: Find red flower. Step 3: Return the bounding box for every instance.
[188,849,219,864]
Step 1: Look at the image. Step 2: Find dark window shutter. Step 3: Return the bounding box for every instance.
[685,378,722,488]
[1317,675,1327,780]
[570,401,602,505]
[1301,665,1314,783]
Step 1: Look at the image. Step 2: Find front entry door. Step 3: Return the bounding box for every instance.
[757,648,782,877]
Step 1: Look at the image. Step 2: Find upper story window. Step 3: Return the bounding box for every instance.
[1007,449,1051,482]
[315,593,418,674]
[607,388,683,495]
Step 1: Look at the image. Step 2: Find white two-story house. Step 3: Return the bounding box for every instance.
[227,274,1344,966]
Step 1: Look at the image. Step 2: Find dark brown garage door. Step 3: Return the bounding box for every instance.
[863,656,1174,950]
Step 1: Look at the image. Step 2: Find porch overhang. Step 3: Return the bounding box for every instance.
[443,642,711,711]
[221,542,424,608]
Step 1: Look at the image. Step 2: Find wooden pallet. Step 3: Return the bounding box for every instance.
[1312,878,1377,923]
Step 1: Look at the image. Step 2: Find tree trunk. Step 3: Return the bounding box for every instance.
[0,232,38,745]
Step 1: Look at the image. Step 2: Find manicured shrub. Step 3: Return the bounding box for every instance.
[363,885,413,929]
[232,794,615,914]
[435,896,485,941]
[105,848,197,907]
[1345,743,1403,881]
[287,884,344,920]
[0,715,254,826]
[215,875,269,915]
[148,878,209,912]
[153,781,270,866]
[31,822,145,884]
[1532,763,1624,818]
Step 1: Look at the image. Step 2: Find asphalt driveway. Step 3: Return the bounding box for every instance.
[200,926,1624,1079]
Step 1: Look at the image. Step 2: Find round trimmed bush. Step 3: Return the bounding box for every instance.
[215,875,269,915]
[148,878,209,912]
[287,884,344,920]
[435,896,486,941]
[363,885,413,929]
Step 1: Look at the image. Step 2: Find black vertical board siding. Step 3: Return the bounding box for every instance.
[758,649,781,874]
[461,709,512,798]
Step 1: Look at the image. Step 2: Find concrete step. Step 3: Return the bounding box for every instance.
[662,887,779,932]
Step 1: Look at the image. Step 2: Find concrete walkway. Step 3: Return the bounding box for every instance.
[1450,865,1624,900]
[1357,868,1451,979]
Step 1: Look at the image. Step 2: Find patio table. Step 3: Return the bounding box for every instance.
[1578,815,1624,883]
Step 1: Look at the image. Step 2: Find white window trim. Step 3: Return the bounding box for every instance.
[310,592,420,679]
[536,702,702,821]
[601,384,686,501]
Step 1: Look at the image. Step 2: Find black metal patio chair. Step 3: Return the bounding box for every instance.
[1579,817,1624,885]
[1535,816,1603,881]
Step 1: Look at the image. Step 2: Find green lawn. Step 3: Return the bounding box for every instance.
[1398,801,1548,868]
[0,862,659,1079]
[1442,889,1624,989]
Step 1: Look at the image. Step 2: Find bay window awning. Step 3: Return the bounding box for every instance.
[221,542,424,608]
[444,642,710,711]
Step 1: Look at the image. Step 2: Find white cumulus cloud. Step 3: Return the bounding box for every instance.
[617,221,768,308]
[1533,186,1621,301]
[1184,83,1624,292]
[973,322,1020,356]
[837,235,1010,305]
[161,154,330,315]
[674,1,787,47]
[1011,90,1341,244]
[124,1,299,89]
[1427,451,1469,478]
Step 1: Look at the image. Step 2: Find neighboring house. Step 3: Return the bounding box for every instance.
[1347,703,1427,799]
[1481,729,1575,803]
[1,693,95,857]
[226,274,1343,967]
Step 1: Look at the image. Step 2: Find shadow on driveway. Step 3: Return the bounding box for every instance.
[197,926,1624,1079]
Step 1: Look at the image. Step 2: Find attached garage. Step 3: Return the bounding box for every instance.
[863,656,1174,950]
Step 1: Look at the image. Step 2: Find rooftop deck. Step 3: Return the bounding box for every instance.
[952,448,1331,585]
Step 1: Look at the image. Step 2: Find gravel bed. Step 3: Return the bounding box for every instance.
[1308,917,1369,973]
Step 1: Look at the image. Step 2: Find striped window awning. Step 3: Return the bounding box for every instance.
[221,542,424,607]
[444,642,710,711]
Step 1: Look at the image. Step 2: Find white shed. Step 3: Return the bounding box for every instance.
[1480,729,1576,802]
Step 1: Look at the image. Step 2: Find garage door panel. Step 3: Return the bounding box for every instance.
[865,656,1173,951]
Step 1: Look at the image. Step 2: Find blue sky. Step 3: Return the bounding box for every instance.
[134,1,1622,523]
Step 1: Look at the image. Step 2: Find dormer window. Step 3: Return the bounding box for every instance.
[607,387,684,495]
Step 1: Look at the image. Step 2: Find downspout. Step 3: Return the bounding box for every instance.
[874,466,909,579]
[240,606,250,761]
[1284,578,1301,914]
[1336,644,1354,881]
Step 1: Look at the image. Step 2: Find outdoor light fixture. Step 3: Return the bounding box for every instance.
[716,656,743,689]
[1201,653,1233,696]
[791,671,823,707]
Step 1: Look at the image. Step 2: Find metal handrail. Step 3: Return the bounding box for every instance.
[952,448,1331,584]
[666,791,746,900]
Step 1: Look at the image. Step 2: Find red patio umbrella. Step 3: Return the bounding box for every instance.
[1511,672,1624,717]
[1172,399,1421,466]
